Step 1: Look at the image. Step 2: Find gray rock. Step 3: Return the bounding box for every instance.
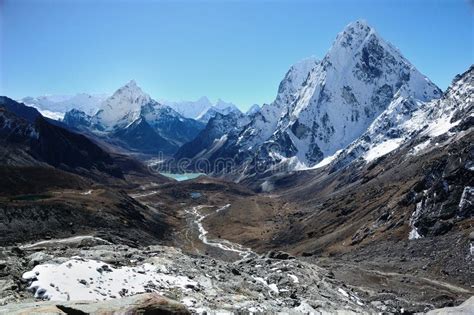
[265,251,295,260]
[0,293,190,314]
[27,252,53,267]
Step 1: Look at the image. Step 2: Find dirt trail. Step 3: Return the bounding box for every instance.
[358,267,472,294]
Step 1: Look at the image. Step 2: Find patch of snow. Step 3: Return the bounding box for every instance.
[364,138,404,162]
[408,228,422,240]
[35,108,64,120]
[288,274,299,284]
[268,283,279,294]
[295,301,317,313]
[22,258,196,301]
[338,288,349,297]
[459,186,473,210]
[309,150,343,169]
[216,204,230,213]
[408,201,423,240]
[260,180,274,193]
[130,190,160,198]
[409,140,431,156]
[251,276,279,295]
[424,116,460,137]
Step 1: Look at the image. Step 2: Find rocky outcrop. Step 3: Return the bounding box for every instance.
[0,293,190,314]
[0,242,376,313]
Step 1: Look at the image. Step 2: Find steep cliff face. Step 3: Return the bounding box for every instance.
[236,57,319,155]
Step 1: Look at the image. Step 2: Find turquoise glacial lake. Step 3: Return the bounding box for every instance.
[160,173,205,181]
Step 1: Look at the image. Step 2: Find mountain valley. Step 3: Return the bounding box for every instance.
[0,19,472,314]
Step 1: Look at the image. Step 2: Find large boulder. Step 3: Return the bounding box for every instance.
[0,293,190,314]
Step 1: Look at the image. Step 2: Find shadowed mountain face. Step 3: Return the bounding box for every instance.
[0,96,174,186]
[0,96,174,248]
[174,111,250,169]
[0,96,123,179]
[112,116,178,155]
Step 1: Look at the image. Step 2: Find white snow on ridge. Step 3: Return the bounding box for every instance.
[215,204,231,213]
[236,56,319,152]
[308,150,343,170]
[337,65,472,166]
[364,138,404,162]
[246,104,261,115]
[21,93,107,118]
[409,140,432,156]
[33,108,65,120]
[163,96,213,119]
[408,200,424,240]
[164,96,242,121]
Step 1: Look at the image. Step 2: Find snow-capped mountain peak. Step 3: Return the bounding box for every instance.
[112,80,150,103]
[94,80,153,129]
[217,20,443,179]
[275,20,441,165]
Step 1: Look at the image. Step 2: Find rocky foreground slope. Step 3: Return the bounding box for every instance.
[0,237,416,313]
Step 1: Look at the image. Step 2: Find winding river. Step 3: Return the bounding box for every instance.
[185,205,257,259]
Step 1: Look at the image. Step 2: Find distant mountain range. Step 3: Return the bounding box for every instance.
[21,94,108,120]
[14,20,472,184]
[61,80,205,155]
[162,97,242,123]
[21,86,246,156]
[22,93,243,123]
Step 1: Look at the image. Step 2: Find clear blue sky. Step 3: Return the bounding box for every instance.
[1,0,473,110]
